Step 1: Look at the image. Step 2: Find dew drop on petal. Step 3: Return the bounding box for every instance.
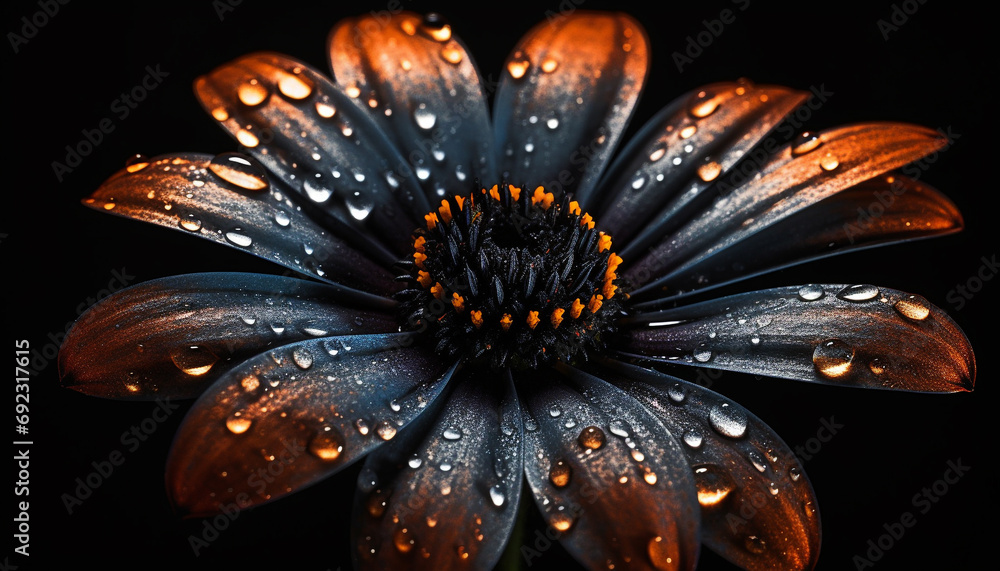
[797,284,825,301]
[236,129,260,148]
[649,146,666,162]
[693,346,712,363]
[541,58,559,73]
[837,284,879,302]
[308,428,344,461]
[869,358,887,376]
[820,152,840,171]
[549,460,572,488]
[237,79,269,106]
[355,418,370,436]
[578,426,606,450]
[414,103,437,130]
[790,466,802,482]
[125,154,150,173]
[170,345,218,376]
[609,419,630,438]
[376,421,397,441]
[225,228,253,248]
[693,464,735,507]
[440,41,463,64]
[894,295,931,321]
[226,414,252,434]
[791,131,822,156]
[274,209,291,227]
[443,427,462,440]
[697,161,721,182]
[408,454,422,469]
[179,214,203,232]
[683,430,703,449]
[709,403,747,438]
[631,449,645,462]
[748,450,767,473]
[489,484,506,507]
[507,52,530,79]
[679,125,697,139]
[667,383,686,403]
[211,107,229,121]
[292,347,314,369]
[315,99,336,118]
[277,72,313,100]
[419,12,451,41]
[303,173,333,203]
[209,152,269,191]
[689,91,720,118]
[551,510,575,532]
[813,339,855,378]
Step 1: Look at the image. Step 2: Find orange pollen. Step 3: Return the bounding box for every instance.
[550,308,565,329]
[451,293,465,312]
[438,200,453,224]
[531,186,554,209]
[424,212,439,230]
[413,236,426,252]
[454,195,466,211]
[597,233,612,253]
[526,311,541,329]
[508,185,521,201]
[588,294,604,313]
[568,201,581,216]
[413,251,427,269]
[570,298,585,319]
[605,253,623,280]
[500,313,513,331]
[417,270,432,287]
[489,184,501,201]
[430,282,445,300]
[603,281,618,299]
[580,213,595,229]
[470,310,484,328]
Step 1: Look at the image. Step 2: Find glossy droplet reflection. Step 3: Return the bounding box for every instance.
[709,403,747,438]
[894,295,931,321]
[226,414,252,434]
[838,284,879,302]
[277,71,313,100]
[813,339,855,378]
[693,464,735,507]
[549,460,572,487]
[308,429,344,461]
[578,426,606,450]
[797,284,825,301]
[209,152,269,191]
[237,79,268,106]
[507,52,530,79]
[170,345,218,376]
[791,132,822,156]
[125,154,150,173]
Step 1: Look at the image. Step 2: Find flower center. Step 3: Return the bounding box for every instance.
[397,184,627,369]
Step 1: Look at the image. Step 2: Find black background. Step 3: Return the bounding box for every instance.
[5,0,995,569]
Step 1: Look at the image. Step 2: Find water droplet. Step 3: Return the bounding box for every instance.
[631,176,645,190]
[376,421,397,441]
[389,399,401,412]
[170,345,218,376]
[413,103,436,130]
[837,284,879,302]
[443,427,462,440]
[869,358,887,376]
[347,193,374,221]
[408,454,422,469]
[355,418,370,436]
[549,460,572,487]
[226,414,252,434]
[609,420,630,438]
[551,510,575,532]
[820,152,840,171]
[274,209,291,227]
[649,146,666,162]
[179,214,203,232]
[303,173,333,203]
[209,152,269,191]
[804,500,817,517]
[643,470,658,485]
[366,488,389,517]
[697,161,721,182]
[791,132,822,156]
[683,430,703,449]
[813,339,855,378]
[277,71,313,99]
[393,527,417,553]
[693,464,735,507]
[709,403,748,438]
[745,535,766,554]
[237,79,269,106]
[225,228,253,248]
[211,107,229,121]
[546,117,560,130]
[440,41,463,64]
[308,429,344,461]
[797,284,825,301]
[630,449,645,462]
[790,467,802,481]
[125,154,150,173]
[292,347,314,369]
[748,450,767,473]
[894,295,931,321]
[693,345,713,363]
[419,13,451,41]
[315,100,336,118]
[270,322,286,335]
[344,82,361,98]
[507,52,530,79]
[489,484,505,507]
[578,426,606,450]
[240,315,257,326]
[563,418,577,429]
[438,461,452,472]
[679,125,697,139]
[689,91,720,118]
[667,383,686,403]
[543,405,561,418]
[648,535,679,570]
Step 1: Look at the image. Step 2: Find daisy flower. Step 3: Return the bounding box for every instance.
[56,9,975,571]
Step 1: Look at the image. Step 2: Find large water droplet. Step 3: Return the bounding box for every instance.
[679,125,698,139]
[693,346,713,363]
[274,209,291,227]
[440,41,463,64]
[376,420,397,441]
[820,152,840,171]
[303,173,333,203]
[609,419,630,438]
[489,484,506,507]
[797,284,825,301]
[683,430,703,449]
[667,383,686,403]
[237,79,269,106]
[170,345,218,376]
[709,403,747,438]
[549,460,572,488]
[419,12,451,41]
[689,91,720,118]
[225,228,253,248]
[209,152,269,191]
[693,464,735,507]
[347,193,374,221]
[315,99,336,118]
[791,132,822,156]
[277,71,313,100]
[309,428,344,461]
[414,103,436,130]
[813,339,855,378]
[226,414,252,434]
[443,427,462,440]
[837,284,879,302]
[355,418,370,436]
[125,153,150,173]
[550,510,575,532]
[894,295,931,321]
[179,214,203,232]
[578,426,606,450]
[507,52,530,79]
[292,347,314,369]
[697,161,721,182]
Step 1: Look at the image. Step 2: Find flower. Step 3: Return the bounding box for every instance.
[58,10,975,571]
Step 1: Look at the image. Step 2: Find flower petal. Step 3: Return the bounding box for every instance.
[58,273,395,399]
[638,175,963,302]
[518,366,700,571]
[195,53,430,256]
[85,153,399,295]
[352,369,522,569]
[594,81,808,249]
[625,124,949,298]
[329,12,497,203]
[622,285,975,392]
[494,12,648,200]
[596,360,821,571]
[166,334,456,516]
